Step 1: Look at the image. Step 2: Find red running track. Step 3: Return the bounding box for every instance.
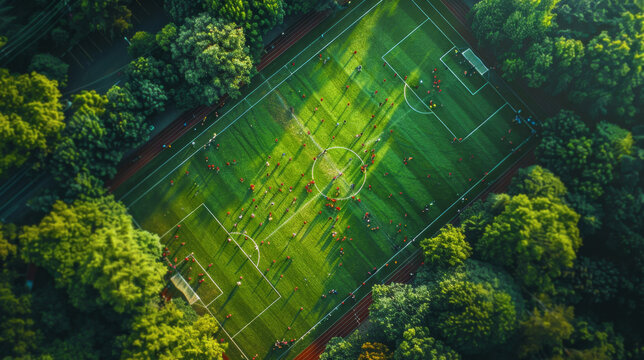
[294,252,424,360]
[106,10,331,192]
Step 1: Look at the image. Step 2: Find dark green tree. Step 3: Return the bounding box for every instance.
[509,165,567,199]
[20,196,165,314]
[171,14,253,108]
[420,224,471,269]
[28,53,70,87]
[476,194,582,293]
[394,327,460,360]
[119,301,227,359]
[128,31,157,58]
[0,69,65,177]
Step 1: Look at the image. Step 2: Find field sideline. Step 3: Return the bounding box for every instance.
[115,0,535,358]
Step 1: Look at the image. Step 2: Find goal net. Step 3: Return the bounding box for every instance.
[171,273,200,305]
[462,49,488,75]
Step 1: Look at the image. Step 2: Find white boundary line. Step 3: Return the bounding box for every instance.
[461,103,509,142]
[230,232,261,267]
[403,84,432,114]
[418,0,539,122]
[278,132,536,359]
[188,253,225,305]
[127,0,539,357]
[439,46,487,95]
[120,0,385,209]
[158,202,205,239]
[382,18,429,57]
[203,204,281,296]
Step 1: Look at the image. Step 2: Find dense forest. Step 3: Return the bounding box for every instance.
[1,0,642,358]
[318,0,644,358]
[0,0,337,358]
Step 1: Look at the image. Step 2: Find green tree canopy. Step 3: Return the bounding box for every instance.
[509,165,567,199]
[394,327,460,360]
[519,305,575,358]
[476,194,582,293]
[420,224,471,269]
[28,53,70,87]
[370,283,432,342]
[20,196,165,314]
[128,31,157,58]
[119,301,227,359]
[0,69,65,176]
[171,14,253,108]
[358,342,393,360]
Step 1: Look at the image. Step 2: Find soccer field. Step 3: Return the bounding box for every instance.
[116,0,535,358]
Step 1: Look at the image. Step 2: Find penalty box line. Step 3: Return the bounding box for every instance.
[382,59,458,140]
[202,204,281,298]
[279,130,537,359]
[461,103,509,142]
[202,204,284,340]
[120,0,382,208]
[439,46,488,96]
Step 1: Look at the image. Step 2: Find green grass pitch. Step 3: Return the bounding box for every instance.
[116,0,535,358]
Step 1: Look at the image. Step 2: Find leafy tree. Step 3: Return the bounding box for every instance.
[119,301,227,359]
[519,305,575,358]
[567,12,643,124]
[171,14,253,108]
[429,279,517,355]
[358,342,393,360]
[20,196,165,314]
[420,224,471,268]
[128,31,157,58]
[163,0,204,23]
[28,53,70,87]
[203,0,285,57]
[71,0,133,34]
[561,256,620,304]
[509,165,567,199]
[476,194,582,293]
[320,331,365,360]
[0,69,65,176]
[284,0,335,16]
[566,319,625,359]
[370,283,432,342]
[536,110,619,200]
[394,327,460,360]
[156,23,178,53]
[470,0,557,83]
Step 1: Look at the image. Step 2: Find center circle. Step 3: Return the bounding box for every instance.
[311,146,367,200]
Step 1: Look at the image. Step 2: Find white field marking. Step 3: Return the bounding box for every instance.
[231,294,282,339]
[410,0,456,47]
[158,203,205,240]
[188,253,225,305]
[130,215,142,229]
[259,196,318,243]
[382,18,429,58]
[119,0,380,207]
[278,131,537,359]
[311,146,367,201]
[200,300,251,360]
[461,103,509,142]
[403,84,433,114]
[383,59,458,139]
[439,46,488,96]
[202,203,282,297]
[229,231,260,267]
[418,0,539,123]
[285,64,294,75]
[277,247,422,360]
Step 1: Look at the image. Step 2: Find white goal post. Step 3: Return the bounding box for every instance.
[171,273,200,305]
[462,48,489,76]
